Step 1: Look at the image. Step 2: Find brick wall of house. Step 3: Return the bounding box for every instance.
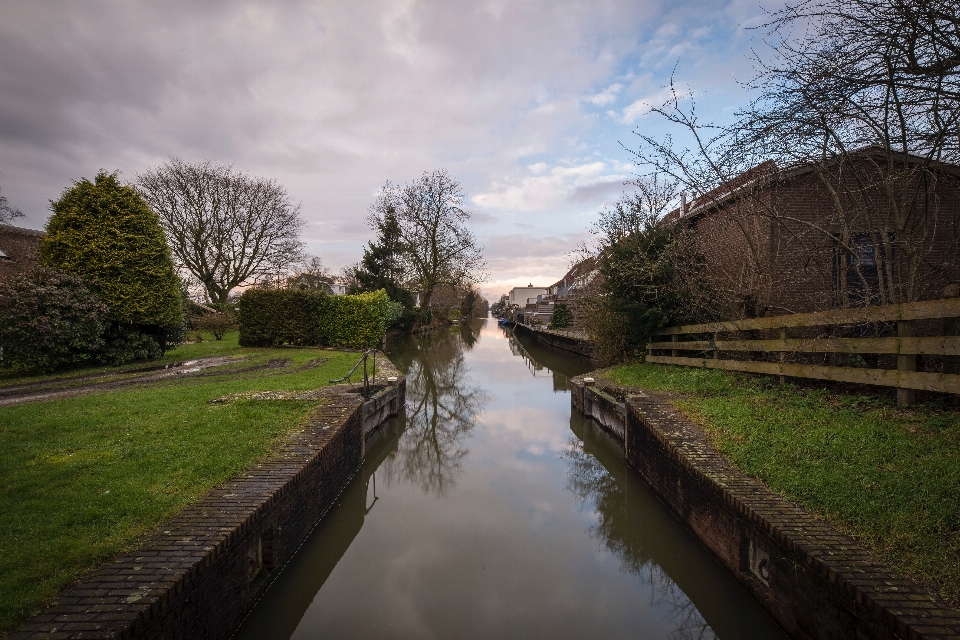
[0,225,44,281]
[683,164,960,318]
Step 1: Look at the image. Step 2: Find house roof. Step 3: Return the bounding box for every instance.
[550,255,598,289]
[662,148,960,225]
[0,223,45,237]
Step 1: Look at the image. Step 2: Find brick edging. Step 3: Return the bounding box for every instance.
[572,379,960,640]
[14,379,405,640]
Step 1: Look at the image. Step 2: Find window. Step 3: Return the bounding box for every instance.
[834,233,888,306]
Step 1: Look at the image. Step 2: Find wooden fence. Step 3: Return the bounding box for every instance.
[646,296,960,406]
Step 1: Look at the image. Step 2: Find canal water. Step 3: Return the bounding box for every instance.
[235,317,787,639]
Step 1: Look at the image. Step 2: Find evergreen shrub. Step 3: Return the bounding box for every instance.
[237,289,325,347]
[40,171,185,360]
[0,269,109,371]
[319,289,403,348]
[549,302,571,329]
[238,288,402,348]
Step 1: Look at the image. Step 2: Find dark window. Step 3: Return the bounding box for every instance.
[835,233,888,306]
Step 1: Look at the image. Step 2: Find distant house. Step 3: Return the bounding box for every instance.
[0,224,44,281]
[508,283,549,307]
[663,150,960,317]
[548,257,598,299]
[326,279,348,295]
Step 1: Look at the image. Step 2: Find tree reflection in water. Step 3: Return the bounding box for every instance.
[382,326,488,497]
[563,429,717,640]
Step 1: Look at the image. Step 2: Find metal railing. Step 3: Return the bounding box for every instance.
[329,349,379,395]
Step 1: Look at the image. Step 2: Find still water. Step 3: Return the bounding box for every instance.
[236,317,787,639]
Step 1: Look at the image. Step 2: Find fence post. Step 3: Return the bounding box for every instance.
[897,320,916,407]
[671,334,678,359]
[713,331,720,361]
[779,328,786,385]
[944,285,959,405]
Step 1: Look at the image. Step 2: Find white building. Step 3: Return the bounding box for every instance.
[508,283,550,307]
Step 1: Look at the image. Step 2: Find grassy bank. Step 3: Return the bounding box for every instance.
[0,332,365,632]
[605,363,960,606]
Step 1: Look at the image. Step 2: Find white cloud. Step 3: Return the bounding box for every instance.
[584,83,623,106]
[472,161,630,212]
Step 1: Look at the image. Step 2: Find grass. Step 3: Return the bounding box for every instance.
[606,363,960,606]
[0,332,367,633]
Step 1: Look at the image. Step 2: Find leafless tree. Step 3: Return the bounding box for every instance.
[0,182,23,224]
[286,255,332,291]
[137,158,305,304]
[368,170,486,318]
[630,0,960,313]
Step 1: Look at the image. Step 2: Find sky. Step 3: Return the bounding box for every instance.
[0,0,783,299]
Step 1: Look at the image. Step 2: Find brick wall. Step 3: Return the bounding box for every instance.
[685,165,960,317]
[571,380,960,640]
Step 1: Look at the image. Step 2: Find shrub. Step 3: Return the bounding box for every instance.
[549,303,571,329]
[238,288,402,348]
[319,289,403,348]
[0,269,109,371]
[40,171,185,360]
[238,289,325,347]
[193,311,237,340]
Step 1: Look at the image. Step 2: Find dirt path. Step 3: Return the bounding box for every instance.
[0,357,257,407]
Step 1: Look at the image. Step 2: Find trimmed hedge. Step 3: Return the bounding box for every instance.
[238,288,402,348]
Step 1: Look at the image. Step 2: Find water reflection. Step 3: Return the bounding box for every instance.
[564,419,716,640]
[504,327,594,392]
[565,413,786,640]
[382,327,488,496]
[237,318,786,640]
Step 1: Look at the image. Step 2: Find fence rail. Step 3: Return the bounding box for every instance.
[646,295,960,405]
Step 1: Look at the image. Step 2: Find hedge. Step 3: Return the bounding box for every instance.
[238,288,402,348]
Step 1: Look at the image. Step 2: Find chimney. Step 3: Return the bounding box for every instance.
[680,192,687,216]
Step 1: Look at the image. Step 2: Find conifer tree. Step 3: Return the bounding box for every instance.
[40,171,184,361]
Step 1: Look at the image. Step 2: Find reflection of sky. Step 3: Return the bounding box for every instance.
[244,318,783,640]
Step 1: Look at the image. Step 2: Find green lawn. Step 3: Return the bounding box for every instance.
[0,332,366,633]
[606,363,960,606]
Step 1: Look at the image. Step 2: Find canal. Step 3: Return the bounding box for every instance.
[235,317,787,639]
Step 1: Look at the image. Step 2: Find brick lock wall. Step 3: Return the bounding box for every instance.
[573,381,960,640]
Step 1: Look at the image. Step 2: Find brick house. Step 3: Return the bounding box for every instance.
[664,151,960,318]
[0,223,44,281]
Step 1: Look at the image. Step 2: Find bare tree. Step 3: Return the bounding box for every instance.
[630,0,960,313]
[368,170,486,318]
[137,158,305,303]
[0,182,24,224]
[286,255,332,291]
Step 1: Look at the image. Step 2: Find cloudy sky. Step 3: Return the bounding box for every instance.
[0,0,781,298]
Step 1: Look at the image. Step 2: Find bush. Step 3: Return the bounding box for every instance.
[238,288,402,348]
[40,171,185,361]
[237,289,325,347]
[0,269,109,371]
[193,311,237,340]
[549,303,571,329]
[320,289,403,348]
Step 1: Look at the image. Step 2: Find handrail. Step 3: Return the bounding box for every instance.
[329,349,379,393]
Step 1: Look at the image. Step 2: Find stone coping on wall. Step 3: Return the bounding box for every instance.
[13,370,406,640]
[571,378,960,640]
